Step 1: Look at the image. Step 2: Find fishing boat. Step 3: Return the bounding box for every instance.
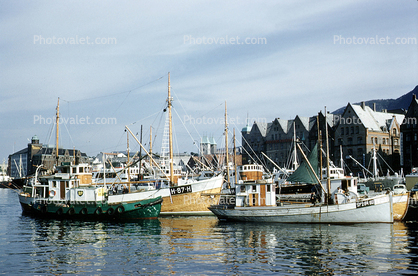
[17,98,162,220]
[122,73,223,215]
[210,110,396,224]
[18,162,162,220]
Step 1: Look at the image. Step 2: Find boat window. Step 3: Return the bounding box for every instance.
[65,181,69,188]
[52,181,56,188]
[79,167,84,173]
[72,167,76,174]
[267,185,271,192]
[252,185,256,192]
[240,185,246,193]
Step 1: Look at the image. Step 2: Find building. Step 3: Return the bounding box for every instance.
[241,121,270,165]
[401,94,418,173]
[334,102,404,176]
[8,135,89,180]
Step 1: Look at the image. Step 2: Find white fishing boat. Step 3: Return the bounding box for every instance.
[210,111,395,224]
[210,147,394,224]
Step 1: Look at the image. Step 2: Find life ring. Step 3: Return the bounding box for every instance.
[49,190,56,197]
[67,208,75,215]
[107,208,114,216]
[79,208,88,215]
[94,207,102,215]
[116,205,125,214]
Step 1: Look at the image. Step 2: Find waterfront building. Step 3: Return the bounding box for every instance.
[401,94,418,173]
[334,102,404,176]
[7,135,89,179]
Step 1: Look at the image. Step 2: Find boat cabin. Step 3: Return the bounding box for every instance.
[238,164,264,181]
[235,179,276,207]
[23,163,107,204]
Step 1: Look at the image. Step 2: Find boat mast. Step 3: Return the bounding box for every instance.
[150,126,153,177]
[325,107,331,203]
[293,121,298,171]
[127,130,130,192]
[317,114,323,180]
[167,73,174,186]
[55,97,60,164]
[233,128,238,185]
[224,101,230,188]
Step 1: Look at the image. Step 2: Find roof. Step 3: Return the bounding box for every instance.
[349,104,404,131]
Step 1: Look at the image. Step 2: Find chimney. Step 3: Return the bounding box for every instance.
[361,101,366,110]
[373,103,376,112]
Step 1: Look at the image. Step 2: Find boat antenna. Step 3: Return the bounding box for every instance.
[224,101,230,188]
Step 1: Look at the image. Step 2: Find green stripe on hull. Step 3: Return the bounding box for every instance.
[25,196,162,220]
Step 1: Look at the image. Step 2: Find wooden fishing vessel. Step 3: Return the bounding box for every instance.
[123,73,223,215]
[18,162,162,220]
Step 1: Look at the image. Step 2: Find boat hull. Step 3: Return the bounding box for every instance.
[108,175,223,215]
[18,194,162,220]
[209,194,393,224]
[392,193,409,221]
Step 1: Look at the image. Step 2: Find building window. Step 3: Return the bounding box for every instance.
[357,137,362,144]
[346,127,349,135]
[356,126,359,134]
[341,128,344,135]
[375,137,378,144]
[348,137,352,145]
[351,126,354,134]
[393,129,397,136]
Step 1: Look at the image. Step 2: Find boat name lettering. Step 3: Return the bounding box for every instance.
[356,199,375,208]
[170,185,192,195]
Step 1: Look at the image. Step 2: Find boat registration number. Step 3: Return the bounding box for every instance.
[356,199,375,208]
[170,185,192,195]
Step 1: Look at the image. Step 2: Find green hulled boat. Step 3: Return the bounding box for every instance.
[18,162,162,220]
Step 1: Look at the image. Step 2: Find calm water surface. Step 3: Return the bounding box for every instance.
[1,188,418,275]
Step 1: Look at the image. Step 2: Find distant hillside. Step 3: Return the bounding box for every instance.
[332,85,418,114]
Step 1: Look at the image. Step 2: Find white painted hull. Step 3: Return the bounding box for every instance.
[209,194,393,224]
[108,175,224,215]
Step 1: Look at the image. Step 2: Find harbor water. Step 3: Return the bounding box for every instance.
[1,188,418,275]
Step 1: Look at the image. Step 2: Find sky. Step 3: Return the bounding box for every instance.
[1,0,417,162]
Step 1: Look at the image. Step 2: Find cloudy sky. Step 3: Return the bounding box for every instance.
[1,0,417,161]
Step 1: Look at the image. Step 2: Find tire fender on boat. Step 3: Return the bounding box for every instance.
[107,208,114,216]
[116,205,125,214]
[80,208,88,215]
[94,207,102,215]
[67,208,75,215]
[49,190,56,197]
[56,208,63,215]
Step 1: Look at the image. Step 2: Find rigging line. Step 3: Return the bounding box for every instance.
[60,75,165,103]
[230,120,268,169]
[62,121,76,147]
[173,107,201,153]
[171,90,204,143]
[127,110,162,126]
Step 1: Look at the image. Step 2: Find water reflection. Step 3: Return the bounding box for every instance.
[2,187,418,275]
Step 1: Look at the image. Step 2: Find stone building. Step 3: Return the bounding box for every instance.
[334,102,404,175]
[8,135,89,179]
[241,121,270,165]
[401,94,418,173]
